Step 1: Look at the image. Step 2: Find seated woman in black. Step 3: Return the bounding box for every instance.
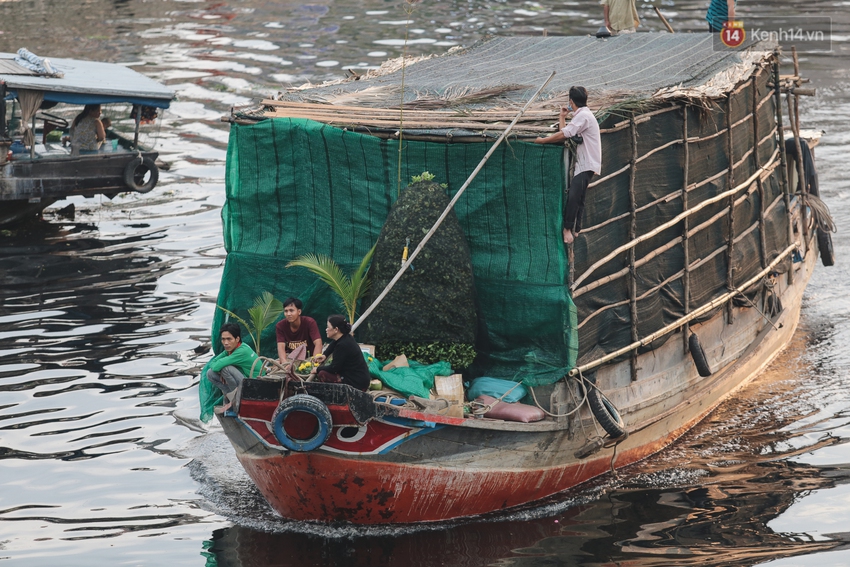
[309,315,370,391]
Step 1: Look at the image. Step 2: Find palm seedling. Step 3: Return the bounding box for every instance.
[286,246,376,329]
[217,291,283,352]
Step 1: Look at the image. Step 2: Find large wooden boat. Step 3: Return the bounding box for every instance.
[207,34,832,524]
[0,50,174,225]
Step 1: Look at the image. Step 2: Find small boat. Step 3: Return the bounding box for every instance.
[206,34,832,524]
[0,49,174,225]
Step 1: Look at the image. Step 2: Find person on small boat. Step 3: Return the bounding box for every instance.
[275,297,323,361]
[534,86,602,244]
[206,323,260,404]
[70,104,105,153]
[309,315,370,391]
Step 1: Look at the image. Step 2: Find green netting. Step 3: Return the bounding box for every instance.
[212,118,579,388]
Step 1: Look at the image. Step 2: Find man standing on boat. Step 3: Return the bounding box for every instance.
[706,0,736,32]
[602,0,640,34]
[275,297,323,361]
[206,323,261,407]
[535,86,602,244]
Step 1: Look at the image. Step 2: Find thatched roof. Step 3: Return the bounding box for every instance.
[246,34,777,137]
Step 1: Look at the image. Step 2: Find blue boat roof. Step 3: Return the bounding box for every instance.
[0,52,174,108]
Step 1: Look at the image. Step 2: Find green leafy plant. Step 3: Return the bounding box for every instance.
[411,171,435,182]
[286,245,376,325]
[217,291,283,351]
[410,171,448,189]
[376,341,477,370]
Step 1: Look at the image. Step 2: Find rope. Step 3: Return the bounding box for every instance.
[566,371,603,440]
[368,389,412,407]
[735,282,780,331]
[249,355,288,379]
[527,374,589,418]
[608,442,620,476]
[469,379,525,415]
[807,193,836,233]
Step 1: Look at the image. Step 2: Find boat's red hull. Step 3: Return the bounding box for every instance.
[237,446,614,523]
[222,405,699,523]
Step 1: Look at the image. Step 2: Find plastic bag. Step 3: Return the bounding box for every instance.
[367,355,452,399]
[467,377,527,403]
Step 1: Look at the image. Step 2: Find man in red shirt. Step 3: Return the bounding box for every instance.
[275,297,322,361]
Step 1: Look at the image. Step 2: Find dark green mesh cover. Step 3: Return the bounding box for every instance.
[573,71,789,361]
[213,118,578,386]
[359,180,478,347]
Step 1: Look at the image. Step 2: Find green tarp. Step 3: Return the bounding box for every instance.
[212,118,578,390]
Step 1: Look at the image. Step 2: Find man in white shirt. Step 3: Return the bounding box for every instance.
[535,86,602,243]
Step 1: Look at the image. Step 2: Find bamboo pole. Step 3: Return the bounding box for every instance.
[259,112,551,131]
[725,95,736,324]
[583,124,775,237]
[566,145,575,287]
[628,117,639,381]
[786,91,809,251]
[792,46,801,132]
[587,163,630,189]
[571,149,779,292]
[0,81,6,139]
[351,71,557,333]
[654,6,675,33]
[574,180,762,299]
[773,49,795,285]
[753,73,768,270]
[635,137,683,164]
[578,202,780,330]
[568,242,799,377]
[681,104,691,354]
[605,105,679,131]
[582,187,680,234]
[263,99,557,118]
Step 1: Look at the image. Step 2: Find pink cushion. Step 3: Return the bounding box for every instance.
[475,395,545,423]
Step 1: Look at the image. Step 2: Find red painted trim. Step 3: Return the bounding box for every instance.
[396,408,466,425]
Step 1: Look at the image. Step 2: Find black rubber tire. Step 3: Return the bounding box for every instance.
[123,156,159,193]
[271,394,332,452]
[817,228,835,267]
[586,386,626,438]
[689,333,712,377]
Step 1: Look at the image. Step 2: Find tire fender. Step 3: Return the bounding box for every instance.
[689,333,712,377]
[123,156,159,193]
[586,386,626,438]
[817,228,835,267]
[272,394,332,452]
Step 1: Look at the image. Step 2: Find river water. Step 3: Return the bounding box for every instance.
[1,0,848,565]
